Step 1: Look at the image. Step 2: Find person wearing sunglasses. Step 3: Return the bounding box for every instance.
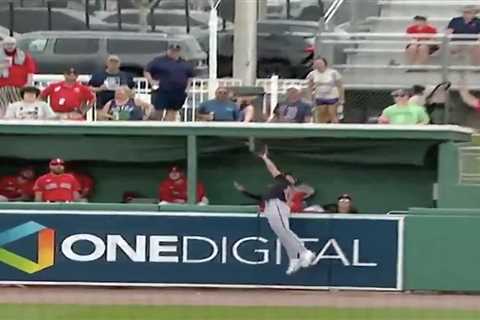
[378,89,430,125]
[41,67,95,120]
[324,193,358,214]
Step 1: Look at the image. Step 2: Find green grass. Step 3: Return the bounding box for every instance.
[1,305,480,320]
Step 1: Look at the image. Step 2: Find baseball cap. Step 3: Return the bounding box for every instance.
[338,193,352,201]
[49,158,65,166]
[168,43,182,51]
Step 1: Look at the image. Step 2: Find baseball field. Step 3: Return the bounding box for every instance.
[2,287,480,320]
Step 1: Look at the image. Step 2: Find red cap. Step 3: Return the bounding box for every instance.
[49,158,65,166]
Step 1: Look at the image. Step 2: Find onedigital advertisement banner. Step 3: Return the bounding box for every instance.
[0,211,403,290]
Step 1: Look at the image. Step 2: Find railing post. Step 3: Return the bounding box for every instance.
[441,35,450,124]
[270,74,279,118]
[187,135,198,205]
[117,0,122,31]
[8,2,14,36]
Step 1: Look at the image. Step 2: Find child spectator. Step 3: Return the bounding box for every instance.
[405,16,438,66]
[4,86,56,120]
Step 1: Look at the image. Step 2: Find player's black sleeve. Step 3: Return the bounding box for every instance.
[240,190,262,201]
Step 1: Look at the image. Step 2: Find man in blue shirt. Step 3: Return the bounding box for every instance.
[268,86,312,123]
[447,5,480,65]
[197,87,239,121]
[144,44,194,121]
[88,55,135,109]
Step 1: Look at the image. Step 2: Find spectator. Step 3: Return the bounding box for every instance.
[236,96,255,122]
[409,85,427,106]
[88,55,135,109]
[378,89,430,125]
[98,86,152,121]
[307,57,344,123]
[324,193,358,214]
[268,86,312,123]
[33,158,81,203]
[447,5,480,65]
[412,81,451,124]
[158,165,208,205]
[0,37,36,118]
[405,16,439,65]
[197,87,239,121]
[41,67,95,120]
[4,86,56,120]
[0,167,36,202]
[144,44,194,122]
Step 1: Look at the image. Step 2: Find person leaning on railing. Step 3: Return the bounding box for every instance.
[446,5,480,65]
[306,57,344,124]
[378,89,429,125]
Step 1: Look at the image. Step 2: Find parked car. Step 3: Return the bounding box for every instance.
[0,8,136,34]
[267,0,325,21]
[217,20,316,78]
[17,31,208,77]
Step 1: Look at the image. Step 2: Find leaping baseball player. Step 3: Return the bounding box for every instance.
[235,146,316,275]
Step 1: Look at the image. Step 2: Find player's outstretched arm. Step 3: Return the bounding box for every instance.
[258,146,281,178]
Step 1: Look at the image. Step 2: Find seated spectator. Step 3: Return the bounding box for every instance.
[197,87,239,121]
[405,16,438,65]
[459,80,480,111]
[33,158,81,203]
[409,85,427,106]
[324,193,358,214]
[98,86,152,121]
[158,166,209,205]
[41,67,95,120]
[378,89,429,125]
[88,55,135,109]
[268,86,312,123]
[0,167,36,202]
[236,96,255,122]
[447,5,480,65]
[4,86,56,120]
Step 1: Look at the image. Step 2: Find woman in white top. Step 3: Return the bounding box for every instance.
[306,57,345,123]
[4,86,57,120]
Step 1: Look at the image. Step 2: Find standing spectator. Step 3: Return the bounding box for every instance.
[197,87,239,121]
[447,5,480,65]
[98,86,152,121]
[268,86,312,123]
[307,57,344,123]
[236,96,255,122]
[0,167,36,202]
[41,67,95,120]
[378,89,430,125]
[33,158,81,203]
[88,55,135,109]
[144,44,194,122]
[0,37,36,117]
[4,86,56,120]
[405,16,438,65]
[158,165,209,205]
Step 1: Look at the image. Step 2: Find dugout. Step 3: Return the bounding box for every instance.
[0,121,472,213]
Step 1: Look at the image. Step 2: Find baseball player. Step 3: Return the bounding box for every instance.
[0,167,36,202]
[236,146,316,275]
[33,158,81,202]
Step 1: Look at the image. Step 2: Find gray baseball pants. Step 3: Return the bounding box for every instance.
[264,199,307,260]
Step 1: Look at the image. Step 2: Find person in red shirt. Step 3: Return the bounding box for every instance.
[0,167,36,202]
[70,171,95,202]
[158,166,209,205]
[0,37,37,118]
[41,67,95,120]
[33,158,81,202]
[405,16,439,65]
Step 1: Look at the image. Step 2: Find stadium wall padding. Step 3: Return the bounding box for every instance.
[404,215,480,292]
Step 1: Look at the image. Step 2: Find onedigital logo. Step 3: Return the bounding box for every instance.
[0,221,55,274]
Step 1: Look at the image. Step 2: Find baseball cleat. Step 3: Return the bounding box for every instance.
[300,250,316,268]
[286,258,302,275]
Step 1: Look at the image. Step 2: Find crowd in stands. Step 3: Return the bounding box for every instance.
[0,6,480,126]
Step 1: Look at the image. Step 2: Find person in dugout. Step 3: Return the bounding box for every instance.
[0,166,36,202]
[33,158,81,202]
[158,165,209,205]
